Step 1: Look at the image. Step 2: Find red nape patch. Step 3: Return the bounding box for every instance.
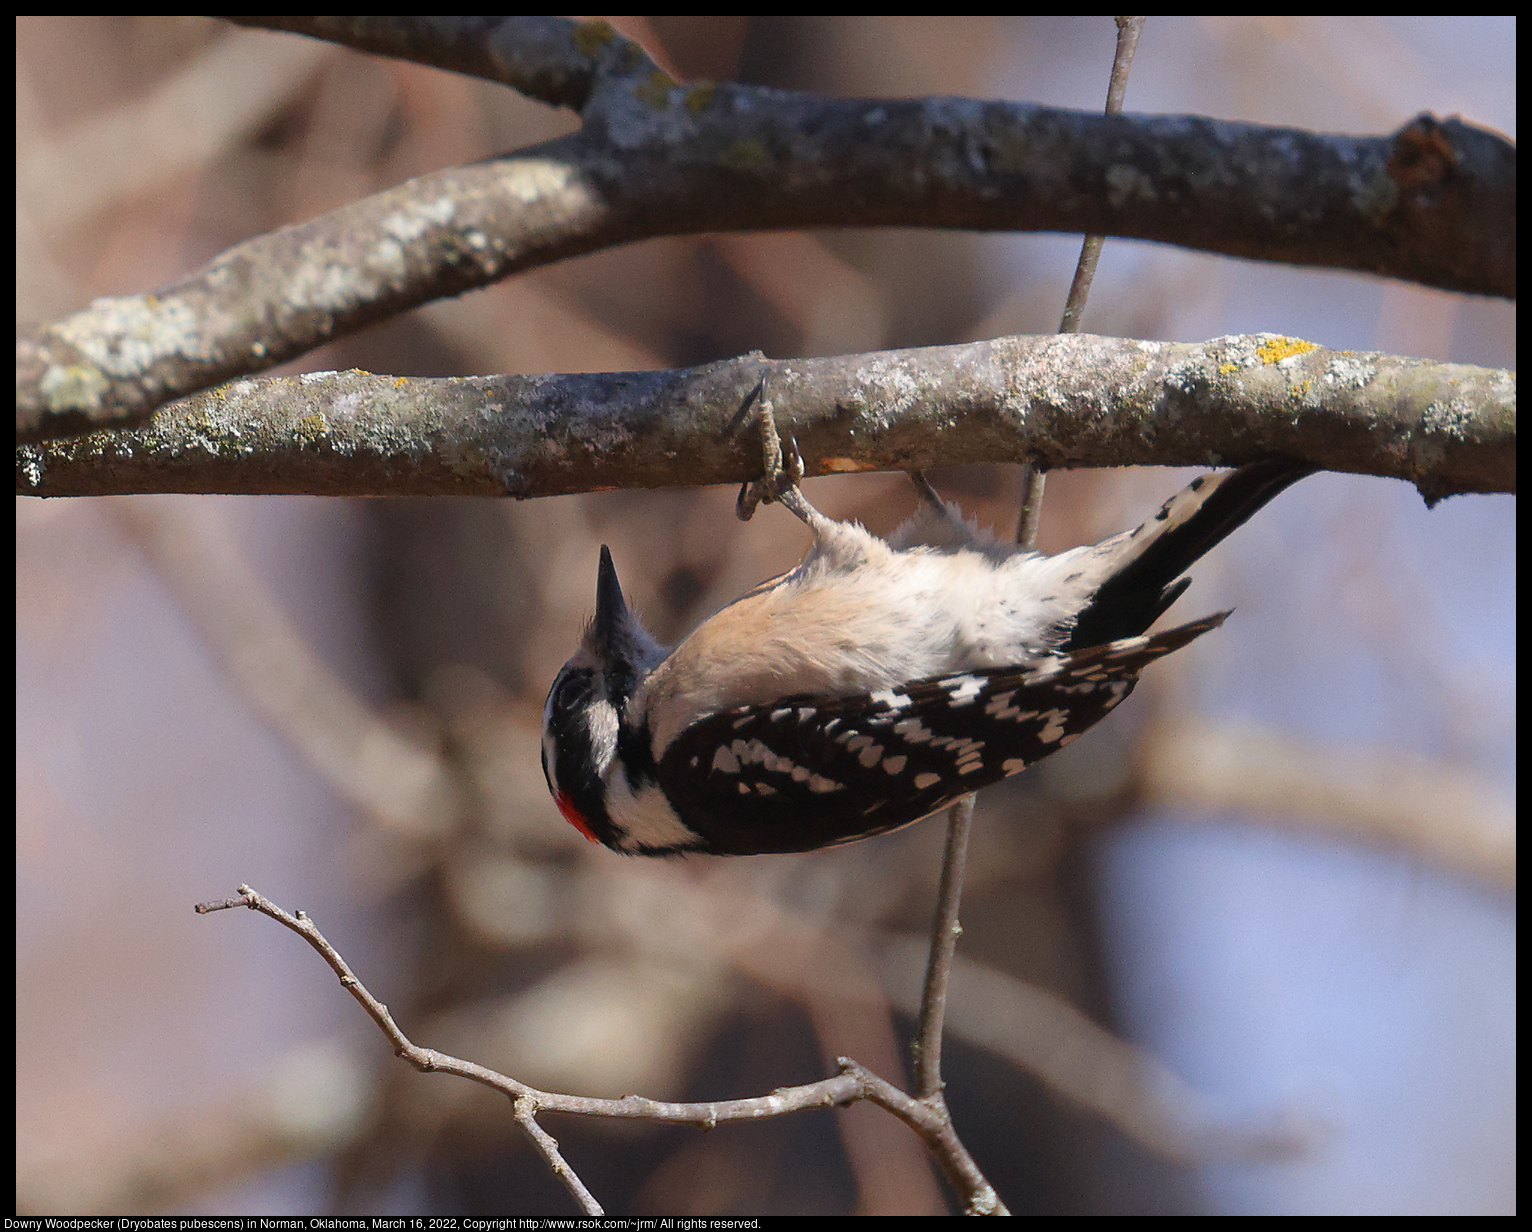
[555,792,600,843]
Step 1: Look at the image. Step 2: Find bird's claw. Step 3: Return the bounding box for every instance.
[737,394,804,522]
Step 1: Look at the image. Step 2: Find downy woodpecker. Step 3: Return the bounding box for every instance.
[542,407,1312,856]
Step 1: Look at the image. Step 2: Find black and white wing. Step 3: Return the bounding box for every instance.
[655,614,1226,855]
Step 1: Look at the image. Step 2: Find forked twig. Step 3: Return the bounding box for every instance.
[196,885,1008,1216]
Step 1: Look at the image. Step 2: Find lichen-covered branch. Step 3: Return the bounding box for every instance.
[17,334,1514,504]
[16,12,1514,443]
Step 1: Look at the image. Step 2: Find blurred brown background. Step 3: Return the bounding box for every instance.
[16,16,1515,1216]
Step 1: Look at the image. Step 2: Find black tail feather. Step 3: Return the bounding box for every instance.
[1065,459,1314,651]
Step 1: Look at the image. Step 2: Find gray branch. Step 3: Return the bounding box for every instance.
[196,884,1009,1217]
[17,334,1513,504]
[17,14,1514,444]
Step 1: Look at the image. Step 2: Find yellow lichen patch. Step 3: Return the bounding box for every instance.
[1256,336,1319,364]
[296,411,329,444]
[571,20,616,58]
[635,69,677,109]
[684,82,717,115]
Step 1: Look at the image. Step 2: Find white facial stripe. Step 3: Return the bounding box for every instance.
[584,698,619,772]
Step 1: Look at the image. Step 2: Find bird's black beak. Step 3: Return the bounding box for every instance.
[591,544,631,657]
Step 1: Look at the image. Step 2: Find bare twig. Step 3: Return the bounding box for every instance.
[1103,17,1146,116]
[913,23,1147,1204]
[195,885,1009,1215]
[1018,15,1148,547]
[1011,465,1048,552]
[30,874,1330,1213]
[1056,15,1146,337]
[842,1058,1008,1216]
[913,795,976,1100]
[513,1097,603,1216]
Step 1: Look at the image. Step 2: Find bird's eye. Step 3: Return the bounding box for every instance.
[555,668,593,709]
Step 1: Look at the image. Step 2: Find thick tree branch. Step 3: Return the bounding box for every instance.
[17,334,1513,504]
[16,14,1513,442]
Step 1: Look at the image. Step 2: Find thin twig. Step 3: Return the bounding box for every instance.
[1056,17,1145,336]
[1019,16,1147,546]
[514,1098,604,1216]
[913,795,976,1100]
[911,22,1150,1206]
[1013,465,1047,550]
[842,1057,1008,1215]
[195,885,1008,1214]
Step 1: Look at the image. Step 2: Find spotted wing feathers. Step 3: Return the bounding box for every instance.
[656,613,1227,855]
